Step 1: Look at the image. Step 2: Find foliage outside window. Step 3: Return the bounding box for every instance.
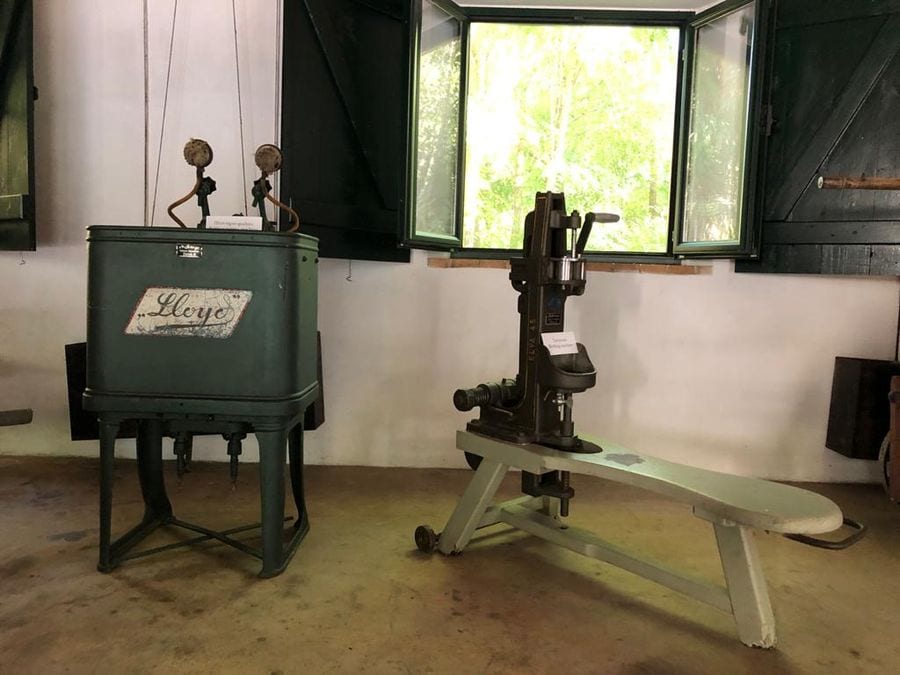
[462,23,680,253]
[680,2,756,246]
[408,2,765,259]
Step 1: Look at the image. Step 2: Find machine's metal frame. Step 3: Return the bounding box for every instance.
[436,462,774,647]
[98,412,309,578]
[84,225,321,579]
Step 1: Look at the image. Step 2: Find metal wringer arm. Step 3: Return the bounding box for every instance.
[252,144,300,232]
[167,139,217,228]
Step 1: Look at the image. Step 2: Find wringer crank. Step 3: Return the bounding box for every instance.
[84,140,320,577]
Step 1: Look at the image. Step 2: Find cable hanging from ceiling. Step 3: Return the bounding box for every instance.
[144,0,250,226]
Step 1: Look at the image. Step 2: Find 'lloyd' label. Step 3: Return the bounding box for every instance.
[125,288,252,338]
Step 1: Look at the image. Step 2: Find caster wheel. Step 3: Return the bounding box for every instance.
[879,433,891,496]
[464,452,482,471]
[415,525,438,553]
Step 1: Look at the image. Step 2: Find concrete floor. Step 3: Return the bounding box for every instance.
[0,456,898,674]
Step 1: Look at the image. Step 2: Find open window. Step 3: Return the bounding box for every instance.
[0,0,35,251]
[407,0,465,249]
[281,1,774,263]
[403,1,774,260]
[406,3,690,258]
[673,0,770,258]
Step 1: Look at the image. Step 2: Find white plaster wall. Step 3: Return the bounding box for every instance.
[308,255,896,482]
[0,0,896,483]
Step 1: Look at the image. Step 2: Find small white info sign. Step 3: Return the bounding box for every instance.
[205,215,264,231]
[125,287,252,338]
[541,331,579,356]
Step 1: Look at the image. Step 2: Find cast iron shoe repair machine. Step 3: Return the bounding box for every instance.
[416,191,865,647]
[84,140,319,578]
[450,191,614,513]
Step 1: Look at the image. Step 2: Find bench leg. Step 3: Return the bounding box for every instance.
[438,458,508,555]
[714,523,776,648]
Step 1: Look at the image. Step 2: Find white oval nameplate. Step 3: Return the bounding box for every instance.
[125,287,252,338]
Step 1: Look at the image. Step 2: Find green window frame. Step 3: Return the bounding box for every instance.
[673,0,772,258]
[405,0,467,250]
[405,0,772,262]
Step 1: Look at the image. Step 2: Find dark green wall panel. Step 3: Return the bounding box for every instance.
[280,0,411,262]
[739,0,900,275]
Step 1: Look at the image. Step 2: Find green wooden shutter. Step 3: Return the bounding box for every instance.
[280,0,412,262]
[0,0,34,251]
[738,0,900,275]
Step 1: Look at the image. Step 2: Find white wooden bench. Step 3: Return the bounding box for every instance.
[425,430,847,648]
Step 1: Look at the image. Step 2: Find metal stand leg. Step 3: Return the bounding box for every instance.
[96,413,311,577]
[98,419,120,573]
[288,422,307,527]
[437,458,508,555]
[136,419,172,521]
[257,429,287,578]
[714,523,777,648]
[101,419,174,571]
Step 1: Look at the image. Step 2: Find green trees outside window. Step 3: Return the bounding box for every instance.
[408,1,766,258]
[462,24,680,253]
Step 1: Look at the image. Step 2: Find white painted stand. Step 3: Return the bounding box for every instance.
[437,431,845,648]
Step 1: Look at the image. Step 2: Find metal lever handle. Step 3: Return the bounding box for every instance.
[167,169,202,228]
[783,517,867,550]
[575,212,619,256]
[254,144,300,233]
[575,213,594,256]
[167,139,215,228]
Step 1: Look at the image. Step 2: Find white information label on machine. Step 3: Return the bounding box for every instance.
[205,215,263,231]
[541,331,578,355]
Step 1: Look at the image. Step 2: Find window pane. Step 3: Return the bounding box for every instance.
[682,3,755,244]
[462,23,680,252]
[414,1,461,239]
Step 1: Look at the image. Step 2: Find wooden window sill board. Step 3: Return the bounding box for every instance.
[427,257,711,275]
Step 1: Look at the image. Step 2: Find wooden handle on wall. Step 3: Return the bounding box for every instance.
[817,175,900,190]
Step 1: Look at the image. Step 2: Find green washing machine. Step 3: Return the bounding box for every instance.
[84,225,319,577]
